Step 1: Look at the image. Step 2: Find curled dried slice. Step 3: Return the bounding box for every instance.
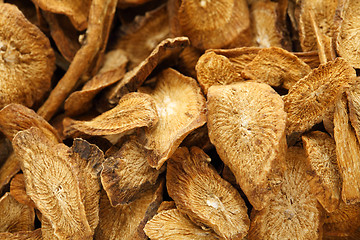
[347,81,360,143]
[0,154,21,193]
[157,201,176,212]
[0,229,42,240]
[167,147,249,239]
[242,47,311,89]
[13,127,92,239]
[196,51,242,94]
[0,192,34,233]
[248,147,323,240]
[63,92,158,138]
[0,3,55,109]
[284,57,356,135]
[294,50,321,69]
[207,82,287,210]
[144,209,220,240]
[10,174,36,208]
[302,131,341,212]
[138,68,207,169]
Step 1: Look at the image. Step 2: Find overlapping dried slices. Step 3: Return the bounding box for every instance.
[0,229,42,240]
[138,68,207,169]
[302,131,341,212]
[284,57,356,135]
[10,174,36,209]
[0,3,55,109]
[167,147,249,239]
[207,82,287,210]
[0,154,21,194]
[347,80,360,143]
[248,147,323,240]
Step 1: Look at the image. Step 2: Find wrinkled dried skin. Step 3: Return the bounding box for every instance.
[144,209,220,240]
[138,68,207,169]
[0,193,34,233]
[101,137,163,206]
[13,128,92,239]
[242,47,311,89]
[347,82,360,143]
[0,153,21,194]
[65,50,128,116]
[167,147,250,240]
[196,52,242,94]
[302,131,341,212]
[63,92,159,138]
[0,229,42,240]
[284,58,356,135]
[10,174,36,208]
[0,4,55,109]
[207,82,287,210]
[334,95,360,204]
[248,147,323,240]
[178,0,252,49]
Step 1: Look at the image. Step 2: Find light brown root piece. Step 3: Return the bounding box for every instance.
[0,228,42,240]
[10,174,36,209]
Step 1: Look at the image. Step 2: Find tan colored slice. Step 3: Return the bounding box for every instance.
[248,147,323,240]
[177,46,203,78]
[157,201,176,212]
[10,174,36,208]
[207,82,287,210]
[181,124,213,152]
[0,229,42,240]
[167,147,249,239]
[63,92,158,138]
[302,131,341,212]
[294,51,321,69]
[284,57,356,135]
[0,154,20,193]
[334,94,360,204]
[347,81,360,143]
[144,209,220,240]
[138,68,207,169]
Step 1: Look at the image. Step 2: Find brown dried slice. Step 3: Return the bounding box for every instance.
[101,137,163,206]
[167,147,250,239]
[196,51,242,94]
[242,47,311,89]
[302,131,341,212]
[181,124,213,152]
[144,209,220,240]
[10,174,36,208]
[334,94,360,204]
[207,82,287,210]
[64,49,128,116]
[178,0,251,49]
[0,3,55,109]
[138,68,207,169]
[347,81,360,143]
[0,229,42,240]
[284,57,356,135]
[294,50,321,69]
[157,201,176,212]
[248,147,323,240]
[0,192,34,233]
[63,92,158,138]
[0,154,21,194]
[12,127,92,239]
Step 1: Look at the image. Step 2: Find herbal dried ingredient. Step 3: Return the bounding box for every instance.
[10,174,36,209]
[0,154,21,193]
[347,81,360,143]
[0,229,42,240]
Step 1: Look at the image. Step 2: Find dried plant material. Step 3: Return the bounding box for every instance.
[347,82,360,143]
[181,124,213,152]
[117,0,155,8]
[0,3,55,109]
[138,68,207,169]
[178,0,251,50]
[242,47,311,89]
[63,92,158,138]
[196,51,242,94]
[0,229,42,240]
[10,174,36,209]
[248,147,323,240]
[207,82,287,210]
[177,46,203,78]
[302,131,341,212]
[0,154,21,193]
[334,95,360,204]
[157,201,176,212]
[284,57,356,135]
[294,50,321,69]
[0,136,11,166]
[323,105,336,137]
[0,104,60,142]
[101,137,163,206]
[13,128,92,239]
[0,192,34,233]
[41,216,59,240]
[65,50,128,116]
[144,209,220,240]
[167,147,250,239]
[105,37,189,108]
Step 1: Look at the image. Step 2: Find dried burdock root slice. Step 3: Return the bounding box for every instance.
[207,82,287,210]
[302,131,341,212]
[242,47,311,89]
[13,128,92,239]
[167,147,250,240]
[284,57,356,135]
[63,92,159,138]
[94,181,163,240]
[10,174,36,209]
[64,50,128,117]
[178,0,251,50]
[196,51,242,94]
[0,192,35,233]
[248,147,323,240]
[0,3,55,109]
[347,81,360,143]
[101,137,163,206]
[0,229,42,240]
[138,68,207,169]
[144,209,220,240]
[0,154,20,193]
[334,94,360,204]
